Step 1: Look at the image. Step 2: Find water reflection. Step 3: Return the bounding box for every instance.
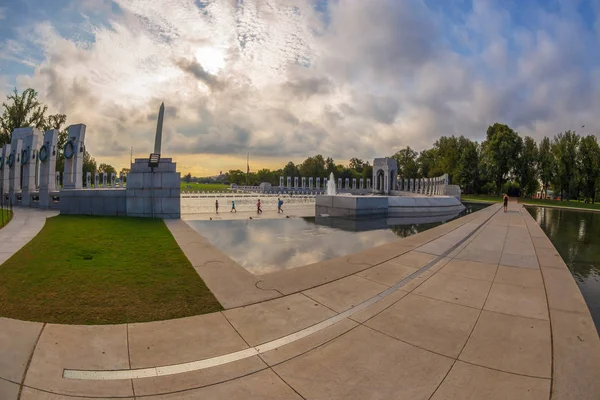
[186,202,488,275]
[526,206,600,333]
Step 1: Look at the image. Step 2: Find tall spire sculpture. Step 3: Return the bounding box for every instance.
[154,102,164,154]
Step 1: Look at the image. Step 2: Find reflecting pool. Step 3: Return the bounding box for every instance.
[526,206,600,334]
[187,202,488,275]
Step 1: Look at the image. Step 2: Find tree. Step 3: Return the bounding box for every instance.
[433,136,461,182]
[517,136,539,197]
[578,135,600,203]
[299,155,326,177]
[456,140,479,194]
[226,169,245,185]
[282,161,300,177]
[0,88,48,145]
[256,168,277,185]
[552,131,580,200]
[482,123,522,195]
[392,146,419,179]
[82,151,97,179]
[183,173,192,183]
[349,157,365,173]
[97,163,116,176]
[361,163,373,181]
[325,157,336,175]
[538,137,554,198]
[417,148,438,178]
[120,168,130,182]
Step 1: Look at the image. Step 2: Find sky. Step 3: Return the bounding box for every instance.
[0,0,599,176]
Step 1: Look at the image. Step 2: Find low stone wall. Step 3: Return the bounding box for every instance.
[388,195,465,217]
[316,195,388,218]
[60,189,127,216]
[315,194,465,219]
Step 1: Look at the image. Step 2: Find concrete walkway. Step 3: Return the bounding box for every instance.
[0,203,598,399]
[0,207,58,265]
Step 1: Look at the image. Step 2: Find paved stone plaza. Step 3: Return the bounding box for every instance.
[0,203,599,399]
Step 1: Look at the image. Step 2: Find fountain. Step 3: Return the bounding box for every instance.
[326,172,336,195]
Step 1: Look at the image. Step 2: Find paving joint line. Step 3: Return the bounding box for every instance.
[523,206,555,400]
[428,206,504,400]
[63,206,502,381]
[18,322,45,400]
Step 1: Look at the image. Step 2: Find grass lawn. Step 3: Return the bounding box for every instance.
[0,209,12,229]
[519,198,600,211]
[0,215,223,324]
[461,194,503,203]
[181,182,230,192]
[462,194,600,211]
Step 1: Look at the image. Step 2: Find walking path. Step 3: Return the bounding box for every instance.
[0,208,58,265]
[0,204,598,399]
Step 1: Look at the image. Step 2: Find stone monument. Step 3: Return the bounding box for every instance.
[62,124,86,189]
[21,128,43,206]
[125,102,180,218]
[38,129,59,208]
[8,129,26,204]
[0,144,11,201]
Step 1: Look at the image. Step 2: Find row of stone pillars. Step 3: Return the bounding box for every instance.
[279,176,372,191]
[0,125,85,208]
[398,174,449,196]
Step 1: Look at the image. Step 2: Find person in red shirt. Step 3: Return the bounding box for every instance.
[257,199,262,214]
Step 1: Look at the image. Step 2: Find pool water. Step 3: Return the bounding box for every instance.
[526,206,600,334]
[186,202,489,275]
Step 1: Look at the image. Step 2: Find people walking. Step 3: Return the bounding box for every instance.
[231,200,236,212]
[503,193,509,212]
[257,199,262,214]
[277,197,284,213]
[215,199,219,214]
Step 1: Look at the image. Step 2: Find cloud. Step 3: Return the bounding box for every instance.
[175,58,224,90]
[1,0,599,174]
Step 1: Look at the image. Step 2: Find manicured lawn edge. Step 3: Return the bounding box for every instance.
[462,195,600,212]
[0,210,12,229]
[0,215,223,324]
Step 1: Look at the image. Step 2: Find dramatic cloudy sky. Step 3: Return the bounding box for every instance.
[0,0,599,175]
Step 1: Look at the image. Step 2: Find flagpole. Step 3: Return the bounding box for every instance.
[246,152,249,186]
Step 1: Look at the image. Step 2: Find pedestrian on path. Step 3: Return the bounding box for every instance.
[231,200,236,213]
[503,193,509,212]
[277,197,284,213]
[257,199,262,214]
[215,199,219,214]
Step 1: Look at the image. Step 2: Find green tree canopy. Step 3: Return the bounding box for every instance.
[456,140,479,194]
[392,146,419,179]
[299,155,326,177]
[0,88,48,145]
[517,136,539,197]
[552,131,580,200]
[482,123,522,195]
[98,163,117,176]
[282,161,300,177]
[578,135,600,202]
[538,136,554,198]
